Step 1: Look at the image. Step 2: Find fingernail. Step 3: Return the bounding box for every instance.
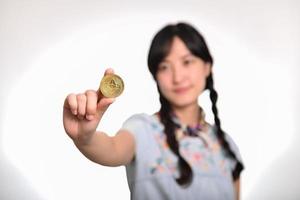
[73,110,77,115]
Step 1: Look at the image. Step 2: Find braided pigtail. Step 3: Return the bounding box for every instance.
[206,73,244,180]
[158,88,193,187]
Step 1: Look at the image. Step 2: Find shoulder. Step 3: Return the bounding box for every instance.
[223,129,243,165]
[123,113,162,128]
[210,125,243,161]
[121,113,163,134]
[224,132,241,156]
[222,130,244,179]
[210,125,239,149]
[122,113,153,127]
[121,113,163,160]
[124,113,151,122]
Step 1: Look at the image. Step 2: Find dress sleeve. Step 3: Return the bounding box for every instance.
[225,133,244,180]
[120,113,152,162]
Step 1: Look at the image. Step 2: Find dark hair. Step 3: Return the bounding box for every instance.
[147,22,244,187]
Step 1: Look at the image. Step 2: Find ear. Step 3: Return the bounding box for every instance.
[204,62,212,78]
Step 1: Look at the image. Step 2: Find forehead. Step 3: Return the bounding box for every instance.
[164,36,192,61]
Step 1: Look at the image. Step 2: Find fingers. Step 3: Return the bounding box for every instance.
[76,94,87,120]
[96,97,115,119]
[65,90,115,121]
[104,68,114,76]
[65,93,78,115]
[85,90,98,120]
[75,90,98,120]
[65,68,116,120]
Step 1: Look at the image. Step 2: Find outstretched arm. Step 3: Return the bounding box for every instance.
[63,68,135,167]
[74,129,135,166]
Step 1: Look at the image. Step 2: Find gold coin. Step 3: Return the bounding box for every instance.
[99,74,124,98]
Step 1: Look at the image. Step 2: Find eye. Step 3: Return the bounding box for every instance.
[183,58,193,66]
[158,63,169,71]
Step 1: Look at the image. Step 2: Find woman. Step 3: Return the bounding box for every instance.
[63,22,244,200]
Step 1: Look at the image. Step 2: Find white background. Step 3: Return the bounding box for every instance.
[0,0,299,199]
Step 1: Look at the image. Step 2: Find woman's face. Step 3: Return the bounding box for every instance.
[156,36,211,108]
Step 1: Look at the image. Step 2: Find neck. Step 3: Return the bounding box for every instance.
[172,103,200,127]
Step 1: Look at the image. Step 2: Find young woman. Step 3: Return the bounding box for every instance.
[63,22,244,200]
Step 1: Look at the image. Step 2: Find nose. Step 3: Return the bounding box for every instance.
[172,66,183,84]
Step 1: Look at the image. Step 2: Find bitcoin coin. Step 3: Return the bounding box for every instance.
[99,74,124,98]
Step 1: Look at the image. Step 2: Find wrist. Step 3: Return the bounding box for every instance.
[74,130,95,146]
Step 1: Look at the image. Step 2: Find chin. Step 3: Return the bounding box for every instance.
[170,98,197,108]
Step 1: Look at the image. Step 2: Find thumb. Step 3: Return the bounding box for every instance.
[96,97,115,119]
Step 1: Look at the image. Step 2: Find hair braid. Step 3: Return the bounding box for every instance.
[206,73,244,180]
[158,88,193,187]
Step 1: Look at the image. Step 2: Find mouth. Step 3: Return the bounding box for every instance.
[173,86,190,94]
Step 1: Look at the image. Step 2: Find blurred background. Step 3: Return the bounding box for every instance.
[0,0,299,199]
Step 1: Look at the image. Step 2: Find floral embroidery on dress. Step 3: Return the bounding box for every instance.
[149,133,179,176]
[149,157,164,174]
[148,122,232,178]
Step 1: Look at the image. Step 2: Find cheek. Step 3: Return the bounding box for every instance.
[157,82,169,97]
[156,75,170,91]
[192,72,207,91]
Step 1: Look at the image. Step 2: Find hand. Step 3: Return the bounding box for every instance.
[63,68,115,144]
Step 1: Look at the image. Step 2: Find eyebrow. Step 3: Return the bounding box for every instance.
[162,53,193,62]
[181,53,193,59]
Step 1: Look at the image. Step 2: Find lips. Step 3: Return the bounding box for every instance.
[173,86,190,94]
